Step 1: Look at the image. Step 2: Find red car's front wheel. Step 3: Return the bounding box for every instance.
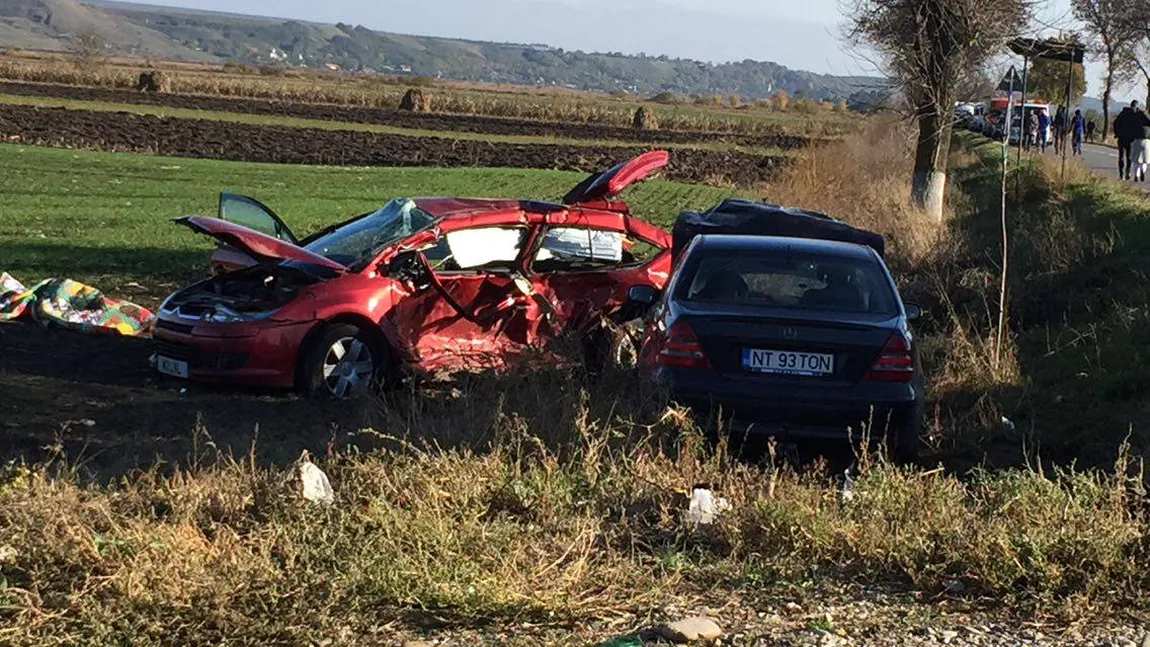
[301,323,383,399]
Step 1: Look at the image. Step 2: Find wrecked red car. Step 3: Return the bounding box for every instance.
[153,151,673,397]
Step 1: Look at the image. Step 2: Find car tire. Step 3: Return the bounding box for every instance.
[301,323,383,399]
[888,404,923,464]
[583,320,643,374]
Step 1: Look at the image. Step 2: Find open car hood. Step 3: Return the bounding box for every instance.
[562,150,670,205]
[175,216,348,272]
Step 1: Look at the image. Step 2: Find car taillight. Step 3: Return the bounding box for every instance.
[657,321,711,369]
[863,332,914,382]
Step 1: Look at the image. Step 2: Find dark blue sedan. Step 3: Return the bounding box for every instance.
[634,234,924,462]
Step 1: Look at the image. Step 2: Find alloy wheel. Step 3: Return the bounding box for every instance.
[321,336,374,398]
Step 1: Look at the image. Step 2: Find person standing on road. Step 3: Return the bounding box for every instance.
[1114,102,1139,180]
[1133,102,1150,182]
[1037,108,1052,153]
[1071,109,1085,156]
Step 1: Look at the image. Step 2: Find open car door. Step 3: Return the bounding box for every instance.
[210,194,300,274]
[562,150,670,207]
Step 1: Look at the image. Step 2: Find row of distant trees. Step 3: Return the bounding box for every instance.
[644,90,856,113]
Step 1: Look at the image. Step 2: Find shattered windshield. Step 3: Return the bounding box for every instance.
[304,198,434,269]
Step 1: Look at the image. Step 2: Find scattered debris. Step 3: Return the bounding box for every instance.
[686,485,730,525]
[840,468,856,504]
[815,629,845,647]
[942,578,966,595]
[597,637,642,647]
[656,616,723,643]
[299,450,335,505]
[1,272,154,336]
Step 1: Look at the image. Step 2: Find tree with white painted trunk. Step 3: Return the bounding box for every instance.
[844,0,1032,223]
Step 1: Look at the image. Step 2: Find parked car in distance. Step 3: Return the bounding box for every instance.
[634,205,924,461]
[153,151,673,398]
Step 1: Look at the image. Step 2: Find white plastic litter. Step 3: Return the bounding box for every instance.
[299,450,335,505]
[1001,416,1016,431]
[841,468,856,504]
[686,486,730,525]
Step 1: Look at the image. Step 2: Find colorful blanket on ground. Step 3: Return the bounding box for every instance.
[0,272,155,336]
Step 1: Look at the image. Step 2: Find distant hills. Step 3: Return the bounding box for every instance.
[0,0,889,102]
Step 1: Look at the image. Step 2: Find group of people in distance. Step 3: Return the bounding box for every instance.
[1023,105,1088,156]
[1113,100,1150,182]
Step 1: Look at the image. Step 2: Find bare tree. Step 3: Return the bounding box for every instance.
[845,0,1032,223]
[1122,0,1150,106]
[1073,0,1140,141]
[955,67,997,102]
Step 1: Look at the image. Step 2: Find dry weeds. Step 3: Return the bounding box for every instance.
[1,365,1147,645]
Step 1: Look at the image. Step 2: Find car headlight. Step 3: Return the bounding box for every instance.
[201,304,277,323]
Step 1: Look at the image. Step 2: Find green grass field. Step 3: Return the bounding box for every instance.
[0,94,789,155]
[0,143,739,299]
[6,133,1150,646]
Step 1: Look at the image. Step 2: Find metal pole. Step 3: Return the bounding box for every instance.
[1016,56,1029,197]
[996,71,1016,370]
[1062,51,1073,179]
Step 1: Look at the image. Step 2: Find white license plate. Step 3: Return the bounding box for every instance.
[156,356,189,379]
[742,348,834,377]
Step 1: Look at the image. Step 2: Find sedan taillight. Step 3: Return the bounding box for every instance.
[863,332,914,383]
[657,321,712,369]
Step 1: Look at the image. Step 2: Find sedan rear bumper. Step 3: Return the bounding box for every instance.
[656,367,919,440]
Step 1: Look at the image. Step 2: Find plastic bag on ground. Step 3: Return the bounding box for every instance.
[299,450,335,505]
[686,486,730,525]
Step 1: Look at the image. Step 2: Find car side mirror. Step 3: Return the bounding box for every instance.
[904,303,922,321]
[627,285,658,306]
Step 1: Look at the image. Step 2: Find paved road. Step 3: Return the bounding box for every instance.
[1081,143,1122,180]
[1038,142,1148,188]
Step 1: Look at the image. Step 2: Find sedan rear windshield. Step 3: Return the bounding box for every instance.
[676,250,899,315]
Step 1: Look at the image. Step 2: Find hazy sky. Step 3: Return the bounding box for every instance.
[123,0,1133,98]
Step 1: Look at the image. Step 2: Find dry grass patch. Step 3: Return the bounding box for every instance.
[2,366,1149,644]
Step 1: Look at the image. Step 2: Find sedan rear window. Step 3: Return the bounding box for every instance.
[677,251,898,315]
